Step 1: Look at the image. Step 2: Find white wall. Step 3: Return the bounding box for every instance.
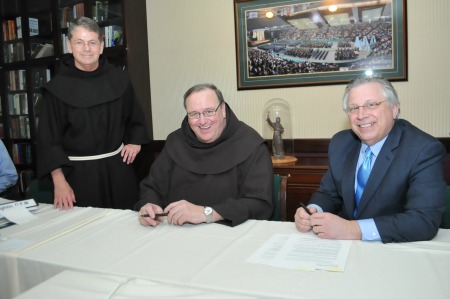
[146,0,450,140]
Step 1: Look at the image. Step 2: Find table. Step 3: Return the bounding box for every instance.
[0,204,114,299]
[14,270,256,299]
[1,204,450,299]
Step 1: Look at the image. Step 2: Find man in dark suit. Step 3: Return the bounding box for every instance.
[295,76,446,243]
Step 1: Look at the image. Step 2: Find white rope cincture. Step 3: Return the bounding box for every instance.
[68,143,124,161]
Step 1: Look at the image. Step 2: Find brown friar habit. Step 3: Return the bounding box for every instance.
[136,104,273,226]
[37,55,150,209]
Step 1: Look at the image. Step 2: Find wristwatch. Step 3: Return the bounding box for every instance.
[204,206,213,224]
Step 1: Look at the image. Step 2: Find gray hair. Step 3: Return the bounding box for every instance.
[68,17,102,41]
[342,76,400,117]
[183,83,225,108]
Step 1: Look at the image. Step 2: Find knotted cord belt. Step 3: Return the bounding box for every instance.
[68,143,124,161]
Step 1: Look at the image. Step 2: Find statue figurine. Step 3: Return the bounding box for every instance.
[266,113,285,159]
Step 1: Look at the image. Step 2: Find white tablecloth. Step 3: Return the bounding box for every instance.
[1,205,449,299]
[14,270,257,299]
[0,204,116,299]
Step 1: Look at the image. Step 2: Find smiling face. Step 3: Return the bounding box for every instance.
[347,82,399,146]
[67,26,104,71]
[185,89,227,143]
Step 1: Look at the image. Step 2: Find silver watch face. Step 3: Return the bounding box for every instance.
[204,207,213,215]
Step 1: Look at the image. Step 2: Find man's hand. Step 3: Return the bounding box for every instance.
[309,212,362,240]
[121,144,141,164]
[138,203,165,227]
[164,200,207,225]
[294,205,317,232]
[51,169,76,210]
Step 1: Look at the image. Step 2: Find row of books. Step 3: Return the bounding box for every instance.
[2,18,22,41]
[59,1,115,29]
[8,93,28,115]
[60,24,123,53]
[3,42,25,63]
[93,1,110,22]
[4,42,52,63]
[2,17,39,42]
[104,25,123,47]
[9,116,31,139]
[60,3,85,28]
[7,70,27,91]
[12,143,32,165]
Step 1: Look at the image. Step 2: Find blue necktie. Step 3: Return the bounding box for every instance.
[354,147,373,216]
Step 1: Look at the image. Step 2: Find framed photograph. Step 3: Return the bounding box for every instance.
[234,0,407,90]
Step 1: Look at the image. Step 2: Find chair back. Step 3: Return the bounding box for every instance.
[272,174,288,221]
[441,186,450,229]
[26,179,54,204]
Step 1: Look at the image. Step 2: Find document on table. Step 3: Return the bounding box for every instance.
[0,199,38,227]
[247,233,352,272]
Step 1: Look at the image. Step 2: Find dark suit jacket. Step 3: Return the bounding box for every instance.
[310,119,446,243]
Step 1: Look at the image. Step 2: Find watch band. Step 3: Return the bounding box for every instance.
[204,206,213,224]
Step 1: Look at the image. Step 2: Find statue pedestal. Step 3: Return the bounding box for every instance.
[271,155,297,165]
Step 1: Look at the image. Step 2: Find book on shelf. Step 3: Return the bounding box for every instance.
[8,93,27,115]
[31,42,44,58]
[8,70,26,91]
[9,116,30,139]
[111,25,123,46]
[61,33,68,54]
[103,25,123,47]
[12,143,32,165]
[19,116,27,139]
[16,17,22,39]
[33,68,51,87]
[94,1,109,22]
[29,18,39,36]
[2,19,18,41]
[60,3,85,28]
[34,43,54,58]
[74,2,85,18]
[4,42,25,63]
[19,170,35,194]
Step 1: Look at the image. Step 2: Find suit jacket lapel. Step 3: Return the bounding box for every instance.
[342,140,361,219]
[355,121,401,217]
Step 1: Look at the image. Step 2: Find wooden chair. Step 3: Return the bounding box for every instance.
[440,186,450,229]
[26,178,54,204]
[272,174,289,221]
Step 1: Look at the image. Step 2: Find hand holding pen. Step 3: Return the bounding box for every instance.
[138,203,166,227]
[295,202,316,233]
[141,213,168,219]
[299,202,312,215]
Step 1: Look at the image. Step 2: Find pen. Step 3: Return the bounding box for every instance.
[299,202,312,215]
[141,213,169,218]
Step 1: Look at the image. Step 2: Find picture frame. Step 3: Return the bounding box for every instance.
[234,0,407,90]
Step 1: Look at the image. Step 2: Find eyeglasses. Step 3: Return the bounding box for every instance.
[72,40,102,48]
[345,100,387,114]
[187,102,223,119]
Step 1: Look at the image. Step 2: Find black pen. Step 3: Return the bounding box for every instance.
[299,202,312,215]
[141,213,168,218]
